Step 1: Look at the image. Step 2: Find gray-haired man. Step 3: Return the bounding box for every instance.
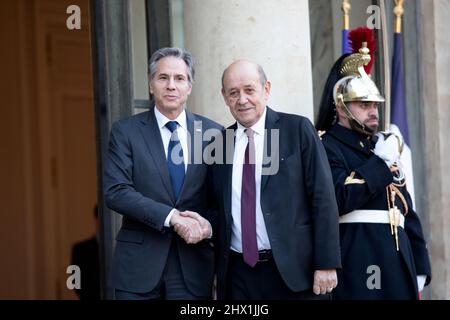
[104,47,222,299]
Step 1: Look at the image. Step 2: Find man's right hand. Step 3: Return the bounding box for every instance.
[373,132,402,168]
[179,211,212,240]
[313,269,338,295]
[170,210,205,244]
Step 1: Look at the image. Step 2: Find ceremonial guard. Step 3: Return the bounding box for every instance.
[316,28,431,299]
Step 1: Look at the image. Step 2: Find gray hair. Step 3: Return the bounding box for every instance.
[256,64,268,87]
[221,62,267,89]
[148,47,195,85]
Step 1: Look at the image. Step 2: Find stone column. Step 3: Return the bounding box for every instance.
[419,0,450,300]
[91,0,134,300]
[183,0,314,126]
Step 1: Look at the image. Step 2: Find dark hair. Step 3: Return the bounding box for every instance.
[315,54,351,131]
[148,47,195,85]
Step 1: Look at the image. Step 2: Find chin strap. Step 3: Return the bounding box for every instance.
[336,94,375,136]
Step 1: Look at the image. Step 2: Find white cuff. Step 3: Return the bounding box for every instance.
[164,208,177,227]
[417,275,427,292]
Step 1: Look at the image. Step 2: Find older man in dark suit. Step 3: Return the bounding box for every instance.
[205,60,341,300]
[104,47,222,300]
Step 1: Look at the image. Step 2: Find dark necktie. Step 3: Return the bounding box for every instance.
[165,121,185,200]
[241,128,258,267]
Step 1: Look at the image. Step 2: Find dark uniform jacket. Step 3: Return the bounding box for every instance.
[321,124,431,299]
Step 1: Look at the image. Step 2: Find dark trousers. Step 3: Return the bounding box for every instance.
[115,241,209,300]
[226,251,331,300]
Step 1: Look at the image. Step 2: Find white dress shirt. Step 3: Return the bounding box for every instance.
[153,107,188,227]
[230,107,271,252]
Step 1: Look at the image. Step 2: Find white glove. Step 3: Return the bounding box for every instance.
[373,133,402,168]
[417,275,427,292]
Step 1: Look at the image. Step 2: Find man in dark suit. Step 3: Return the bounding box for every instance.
[206,60,341,299]
[104,47,222,300]
[71,205,100,300]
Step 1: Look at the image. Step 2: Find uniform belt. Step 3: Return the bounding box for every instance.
[339,210,405,228]
[230,249,273,262]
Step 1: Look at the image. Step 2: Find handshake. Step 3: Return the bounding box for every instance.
[170,210,212,244]
[373,132,404,170]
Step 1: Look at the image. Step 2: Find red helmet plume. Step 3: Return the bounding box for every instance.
[348,27,376,74]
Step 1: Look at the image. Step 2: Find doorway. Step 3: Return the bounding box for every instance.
[0,0,97,299]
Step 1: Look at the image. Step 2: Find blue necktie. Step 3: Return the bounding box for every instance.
[165,121,185,200]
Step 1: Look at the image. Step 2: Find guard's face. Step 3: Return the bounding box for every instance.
[222,61,270,128]
[150,56,192,117]
[347,101,380,132]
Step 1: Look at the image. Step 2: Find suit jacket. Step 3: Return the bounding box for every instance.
[210,107,341,299]
[71,236,100,300]
[104,107,222,296]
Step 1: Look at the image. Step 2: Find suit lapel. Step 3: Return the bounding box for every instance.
[139,108,176,203]
[223,123,237,227]
[261,107,280,191]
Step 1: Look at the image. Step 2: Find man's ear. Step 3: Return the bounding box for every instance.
[335,103,345,119]
[264,81,271,99]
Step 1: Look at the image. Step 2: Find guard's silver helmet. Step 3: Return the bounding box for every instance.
[333,43,384,104]
[333,43,384,135]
